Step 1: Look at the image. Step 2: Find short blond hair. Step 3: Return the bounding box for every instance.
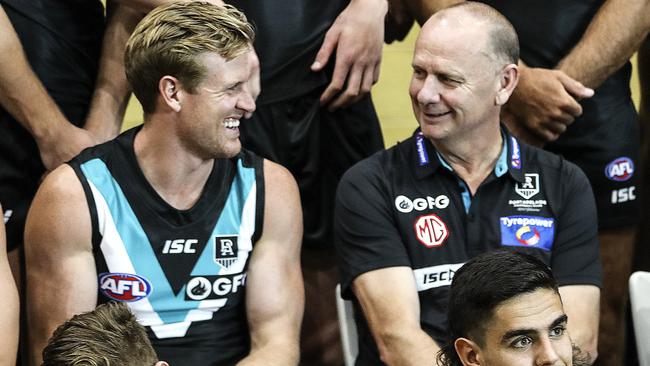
[42,302,157,366]
[125,1,255,113]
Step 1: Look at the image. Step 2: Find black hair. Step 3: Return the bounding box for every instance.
[437,250,558,366]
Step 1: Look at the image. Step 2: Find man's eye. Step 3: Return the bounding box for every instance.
[440,75,460,85]
[511,336,533,349]
[550,325,566,338]
[413,68,426,78]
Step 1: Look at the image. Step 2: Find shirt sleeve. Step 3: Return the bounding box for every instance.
[550,160,603,287]
[334,160,411,299]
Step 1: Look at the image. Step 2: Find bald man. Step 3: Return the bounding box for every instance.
[334,3,601,365]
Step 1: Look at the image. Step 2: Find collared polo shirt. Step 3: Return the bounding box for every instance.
[334,128,602,365]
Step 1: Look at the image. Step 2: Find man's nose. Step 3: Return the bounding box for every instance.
[417,75,442,105]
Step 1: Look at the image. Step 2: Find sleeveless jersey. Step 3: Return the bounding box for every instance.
[69,127,264,365]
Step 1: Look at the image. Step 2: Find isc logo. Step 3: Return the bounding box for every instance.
[162,239,198,254]
[611,186,636,204]
[605,157,634,181]
[99,273,152,302]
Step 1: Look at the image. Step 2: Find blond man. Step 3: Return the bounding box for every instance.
[25,3,303,365]
[43,302,169,366]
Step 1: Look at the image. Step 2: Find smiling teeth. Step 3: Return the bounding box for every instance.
[223,118,240,128]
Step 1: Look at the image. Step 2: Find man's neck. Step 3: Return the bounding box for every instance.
[134,121,215,210]
[433,126,503,195]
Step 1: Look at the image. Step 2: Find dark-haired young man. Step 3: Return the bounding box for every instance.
[437,250,590,366]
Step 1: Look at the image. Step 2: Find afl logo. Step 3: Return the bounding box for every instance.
[515,226,541,246]
[605,157,634,182]
[99,273,152,302]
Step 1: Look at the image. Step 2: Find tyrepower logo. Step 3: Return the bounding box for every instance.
[185,273,246,301]
[414,214,449,248]
[99,273,152,302]
[395,194,449,213]
[605,157,634,181]
[499,215,555,251]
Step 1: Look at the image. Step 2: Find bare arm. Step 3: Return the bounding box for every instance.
[0,5,96,170]
[557,0,650,89]
[84,2,143,141]
[312,0,388,111]
[236,161,304,366]
[0,206,18,366]
[505,0,650,145]
[353,267,441,366]
[25,165,98,366]
[559,285,600,364]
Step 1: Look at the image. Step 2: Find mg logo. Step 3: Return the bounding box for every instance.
[515,173,540,199]
[414,214,449,248]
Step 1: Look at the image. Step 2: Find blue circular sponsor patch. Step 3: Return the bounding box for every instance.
[605,157,634,182]
[98,272,152,302]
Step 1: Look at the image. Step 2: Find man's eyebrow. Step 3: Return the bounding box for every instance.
[549,314,568,330]
[500,314,568,343]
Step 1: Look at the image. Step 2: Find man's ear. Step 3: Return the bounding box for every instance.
[455,337,483,366]
[159,76,182,112]
[495,63,519,106]
[154,361,169,366]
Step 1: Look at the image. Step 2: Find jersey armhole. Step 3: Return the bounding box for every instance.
[251,157,265,245]
[69,163,102,252]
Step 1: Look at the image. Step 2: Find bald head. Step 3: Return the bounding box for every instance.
[423,2,519,66]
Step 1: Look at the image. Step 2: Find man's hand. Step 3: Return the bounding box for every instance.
[311,0,387,111]
[505,63,594,143]
[35,124,97,171]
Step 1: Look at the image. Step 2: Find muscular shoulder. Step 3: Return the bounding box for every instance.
[25,164,91,253]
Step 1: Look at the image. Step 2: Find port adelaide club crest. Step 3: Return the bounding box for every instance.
[214,235,238,268]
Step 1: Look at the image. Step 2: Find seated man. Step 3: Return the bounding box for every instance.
[25,2,303,366]
[437,250,590,366]
[334,2,601,365]
[43,301,169,366]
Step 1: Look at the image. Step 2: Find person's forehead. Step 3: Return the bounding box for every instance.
[198,49,255,82]
[489,289,565,338]
[414,19,491,67]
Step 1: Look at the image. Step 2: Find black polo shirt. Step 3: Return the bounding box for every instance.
[334,128,602,365]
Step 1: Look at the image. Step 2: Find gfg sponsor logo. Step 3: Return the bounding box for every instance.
[99,273,152,302]
[395,194,449,213]
[185,273,246,301]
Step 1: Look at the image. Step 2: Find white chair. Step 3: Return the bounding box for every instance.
[336,284,358,366]
[629,271,650,366]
